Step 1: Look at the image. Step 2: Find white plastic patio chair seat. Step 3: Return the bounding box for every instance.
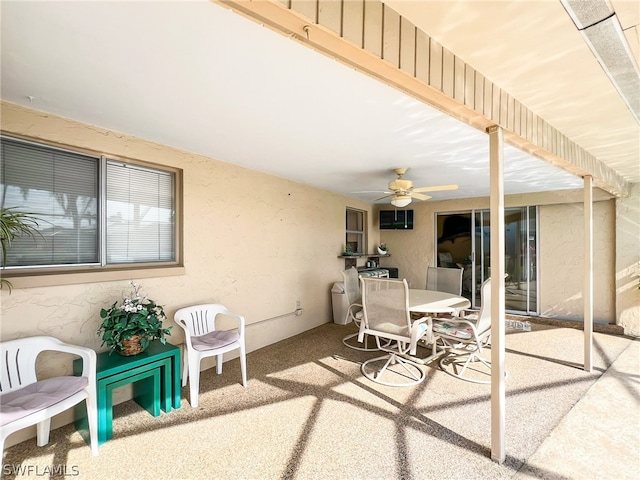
[1,377,88,426]
[190,331,240,351]
[0,336,99,457]
[174,304,247,408]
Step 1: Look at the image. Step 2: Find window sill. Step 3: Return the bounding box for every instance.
[2,266,186,290]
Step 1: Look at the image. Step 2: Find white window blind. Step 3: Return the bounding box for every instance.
[0,138,98,267]
[1,136,177,271]
[106,161,174,264]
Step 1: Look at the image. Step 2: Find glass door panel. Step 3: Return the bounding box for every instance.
[437,207,538,314]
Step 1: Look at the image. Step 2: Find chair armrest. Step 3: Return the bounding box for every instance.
[409,316,433,355]
[347,302,362,314]
[219,307,246,338]
[175,318,196,351]
[40,337,97,384]
[346,302,362,323]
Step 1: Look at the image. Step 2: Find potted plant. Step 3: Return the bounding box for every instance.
[0,207,41,292]
[377,243,389,255]
[98,281,172,356]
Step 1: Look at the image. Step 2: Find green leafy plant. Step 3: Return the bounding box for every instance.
[98,281,172,354]
[0,207,41,292]
[343,244,354,256]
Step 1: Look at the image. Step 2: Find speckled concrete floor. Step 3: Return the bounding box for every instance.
[2,322,637,480]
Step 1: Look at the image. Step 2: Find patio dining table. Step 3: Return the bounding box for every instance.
[409,289,471,315]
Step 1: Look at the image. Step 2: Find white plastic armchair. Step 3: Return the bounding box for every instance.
[0,336,99,457]
[174,304,247,408]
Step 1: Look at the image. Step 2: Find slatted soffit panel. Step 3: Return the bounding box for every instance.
[215,0,630,197]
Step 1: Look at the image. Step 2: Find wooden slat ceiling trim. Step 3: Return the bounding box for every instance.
[215,0,629,197]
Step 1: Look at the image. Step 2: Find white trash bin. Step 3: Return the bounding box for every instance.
[331,282,351,325]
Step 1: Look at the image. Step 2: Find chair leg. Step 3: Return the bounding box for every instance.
[439,350,492,384]
[181,346,189,387]
[36,418,51,447]
[188,356,201,408]
[240,344,247,387]
[342,332,387,352]
[86,393,99,456]
[216,354,223,375]
[361,353,426,387]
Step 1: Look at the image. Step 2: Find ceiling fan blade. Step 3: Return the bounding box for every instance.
[351,190,392,194]
[410,192,432,201]
[375,193,393,201]
[412,184,459,193]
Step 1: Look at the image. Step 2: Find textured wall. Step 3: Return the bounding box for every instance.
[615,183,640,336]
[378,193,618,323]
[0,102,376,445]
[539,201,616,322]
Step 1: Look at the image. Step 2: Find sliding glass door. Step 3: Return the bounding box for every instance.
[436,207,538,314]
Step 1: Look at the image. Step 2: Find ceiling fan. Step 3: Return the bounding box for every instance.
[375,168,458,207]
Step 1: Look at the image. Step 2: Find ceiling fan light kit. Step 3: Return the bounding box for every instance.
[391,194,412,207]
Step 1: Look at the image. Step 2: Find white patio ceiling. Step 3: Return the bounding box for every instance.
[1,1,637,204]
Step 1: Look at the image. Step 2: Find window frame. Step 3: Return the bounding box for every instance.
[0,134,184,287]
[345,207,367,255]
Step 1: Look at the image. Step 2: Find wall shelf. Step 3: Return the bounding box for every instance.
[339,253,390,270]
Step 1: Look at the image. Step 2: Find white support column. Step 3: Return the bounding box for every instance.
[488,125,506,464]
[584,175,593,372]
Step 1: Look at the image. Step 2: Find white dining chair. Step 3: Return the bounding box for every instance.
[341,267,380,352]
[358,277,440,387]
[426,266,464,296]
[433,278,493,383]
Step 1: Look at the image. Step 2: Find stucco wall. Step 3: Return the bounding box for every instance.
[539,201,616,322]
[616,183,640,337]
[378,191,618,323]
[0,102,378,445]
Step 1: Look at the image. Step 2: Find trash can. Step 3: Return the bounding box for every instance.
[331,282,351,325]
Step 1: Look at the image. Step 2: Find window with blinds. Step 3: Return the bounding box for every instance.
[106,161,174,264]
[0,136,176,271]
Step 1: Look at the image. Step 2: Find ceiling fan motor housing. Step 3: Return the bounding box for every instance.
[388,178,413,192]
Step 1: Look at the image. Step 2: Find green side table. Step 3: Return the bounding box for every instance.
[101,367,161,444]
[74,340,181,445]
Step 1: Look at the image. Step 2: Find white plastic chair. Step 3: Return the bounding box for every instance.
[0,336,99,456]
[434,278,493,383]
[358,278,440,387]
[174,304,247,407]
